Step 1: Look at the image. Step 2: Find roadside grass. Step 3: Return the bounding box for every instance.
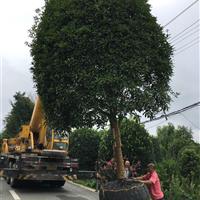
[74,179,97,189]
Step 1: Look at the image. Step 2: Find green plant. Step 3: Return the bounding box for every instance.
[69,128,100,170]
[74,179,96,189]
[2,92,34,138]
[178,148,200,183]
[165,176,200,200]
[30,0,173,179]
[157,159,178,192]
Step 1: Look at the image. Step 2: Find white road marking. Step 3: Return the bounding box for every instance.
[67,194,90,199]
[67,180,96,192]
[9,190,21,200]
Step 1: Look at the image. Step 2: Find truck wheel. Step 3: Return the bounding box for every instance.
[49,181,65,187]
[10,163,19,188]
[10,177,19,188]
[56,181,65,187]
[6,161,13,184]
[6,176,10,184]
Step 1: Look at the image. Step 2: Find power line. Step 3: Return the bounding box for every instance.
[170,24,199,43]
[175,41,199,55]
[180,113,200,130]
[142,102,200,124]
[146,120,168,130]
[169,19,200,41]
[175,36,199,51]
[171,28,199,45]
[164,0,199,27]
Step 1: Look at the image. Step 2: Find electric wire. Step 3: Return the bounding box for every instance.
[146,120,168,130]
[175,36,199,51]
[164,0,199,27]
[171,29,199,46]
[175,41,199,55]
[142,102,200,124]
[169,19,200,41]
[180,113,200,129]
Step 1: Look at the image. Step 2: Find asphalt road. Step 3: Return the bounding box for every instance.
[0,178,99,200]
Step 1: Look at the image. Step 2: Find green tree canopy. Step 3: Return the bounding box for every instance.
[98,129,113,161]
[30,0,173,129]
[155,124,200,199]
[157,124,194,160]
[178,148,200,182]
[30,0,173,179]
[99,119,154,165]
[2,92,34,138]
[69,128,100,170]
[120,119,154,165]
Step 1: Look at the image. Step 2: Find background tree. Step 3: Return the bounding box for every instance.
[2,92,34,138]
[149,135,162,162]
[98,119,154,167]
[120,119,154,167]
[178,148,200,183]
[157,124,194,160]
[98,129,113,162]
[30,0,173,179]
[154,124,200,199]
[69,128,100,170]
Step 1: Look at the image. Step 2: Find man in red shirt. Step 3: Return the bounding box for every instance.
[135,163,164,200]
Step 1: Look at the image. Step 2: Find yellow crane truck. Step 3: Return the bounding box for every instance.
[0,96,78,187]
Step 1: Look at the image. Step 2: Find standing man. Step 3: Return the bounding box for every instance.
[135,163,164,200]
[124,160,132,178]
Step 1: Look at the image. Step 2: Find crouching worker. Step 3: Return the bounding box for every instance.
[135,163,164,200]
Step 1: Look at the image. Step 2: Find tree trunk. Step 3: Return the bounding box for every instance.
[99,118,150,200]
[110,118,125,179]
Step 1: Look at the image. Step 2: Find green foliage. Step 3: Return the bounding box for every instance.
[98,129,113,161]
[30,0,173,130]
[70,123,200,199]
[178,148,200,183]
[99,119,154,165]
[69,128,100,170]
[157,159,178,192]
[164,175,200,200]
[74,179,96,189]
[157,124,193,160]
[149,135,162,162]
[120,119,154,165]
[155,124,200,199]
[2,92,34,138]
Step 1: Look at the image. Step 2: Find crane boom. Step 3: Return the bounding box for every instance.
[30,96,44,133]
[29,96,47,146]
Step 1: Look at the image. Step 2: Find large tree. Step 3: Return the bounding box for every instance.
[30,0,173,179]
[2,92,34,138]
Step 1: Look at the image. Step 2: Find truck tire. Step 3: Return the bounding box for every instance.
[10,163,19,188]
[56,181,65,187]
[6,161,13,184]
[6,176,10,184]
[10,176,19,188]
[49,180,65,187]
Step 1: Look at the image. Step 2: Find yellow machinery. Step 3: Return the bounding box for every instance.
[0,96,78,187]
[2,96,69,153]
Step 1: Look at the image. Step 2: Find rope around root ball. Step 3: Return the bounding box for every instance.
[102,183,145,192]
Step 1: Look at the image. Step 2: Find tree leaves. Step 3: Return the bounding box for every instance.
[2,92,34,138]
[30,0,173,129]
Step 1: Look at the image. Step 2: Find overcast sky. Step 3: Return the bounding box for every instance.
[0,0,199,142]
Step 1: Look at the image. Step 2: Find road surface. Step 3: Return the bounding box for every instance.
[0,178,99,200]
